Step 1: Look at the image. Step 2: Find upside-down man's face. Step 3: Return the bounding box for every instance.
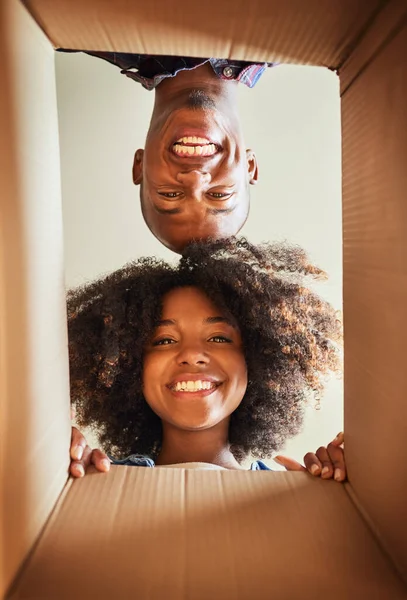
[133,91,258,253]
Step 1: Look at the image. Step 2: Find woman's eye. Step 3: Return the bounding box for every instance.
[209,335,232,343]
[158,192,181,198]
[153,338,176,346]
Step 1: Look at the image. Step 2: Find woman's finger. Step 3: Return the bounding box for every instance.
[90,449,111,473]
[330,432,344,448]
[326,441,346,482]
[70,426,88,461]
[303,452,323,476]
[70,445,92,478]
[315,446,333,479]
[273,455,307,472]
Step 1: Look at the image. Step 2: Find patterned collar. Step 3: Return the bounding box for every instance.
[78,51,277,90]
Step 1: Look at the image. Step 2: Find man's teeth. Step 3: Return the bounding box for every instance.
[173,380,216,392]
[176,136,210,145]
[173,137,218,157]
[173,143,217,156]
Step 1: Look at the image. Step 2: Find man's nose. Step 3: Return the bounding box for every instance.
[176,170,211,189]
[176,342,209,366]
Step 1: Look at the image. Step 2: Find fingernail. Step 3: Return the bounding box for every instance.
[75,464,84,477]
[334,468,342,482]
[73,446,83,460]
[273,457,283,466]
[101,459,111,472]
[310,464,320,475]
[321,466,330,476]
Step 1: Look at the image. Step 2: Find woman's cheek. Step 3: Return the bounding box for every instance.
[141,354,154,400]
[143,352,166,396]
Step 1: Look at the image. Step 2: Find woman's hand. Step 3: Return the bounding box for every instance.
[273,432,346,482]
[70,408,111,478]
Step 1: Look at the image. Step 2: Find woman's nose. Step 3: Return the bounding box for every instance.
[176,343,209,365]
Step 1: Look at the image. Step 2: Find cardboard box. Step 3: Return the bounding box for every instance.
[1,0,407,597]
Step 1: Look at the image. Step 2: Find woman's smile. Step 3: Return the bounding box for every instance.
[168,380,222,399]
[167,373,222,397]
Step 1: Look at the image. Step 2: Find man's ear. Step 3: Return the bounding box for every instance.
[246,149,259,185]
[132,149,144,185]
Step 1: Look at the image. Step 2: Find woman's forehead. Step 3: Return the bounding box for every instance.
[161,286,223,316]
[156,286,241,333]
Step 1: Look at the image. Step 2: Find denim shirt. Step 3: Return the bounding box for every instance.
[111,455,272,471]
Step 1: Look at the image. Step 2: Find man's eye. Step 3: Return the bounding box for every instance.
[208,192,231,199]
[153,338,176,346]
[158,192,182,198]
[209,335,232,343]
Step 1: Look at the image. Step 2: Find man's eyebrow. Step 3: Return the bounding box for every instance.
[154,206,182,215]
[207,207,236,215]
[153,205,235,216]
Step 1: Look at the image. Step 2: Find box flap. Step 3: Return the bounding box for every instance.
[0,0,71,595]
[340,4,407,582]
[24,0,382,68]
[9,467,406,599]
[340,0,407,92]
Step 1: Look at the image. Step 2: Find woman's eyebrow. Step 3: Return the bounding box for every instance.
[156,319,176,327]
[156,317,236,328]
[204,316,237,328]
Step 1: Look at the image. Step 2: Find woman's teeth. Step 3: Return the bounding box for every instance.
[173,136,218,157]
[172,380,216,392]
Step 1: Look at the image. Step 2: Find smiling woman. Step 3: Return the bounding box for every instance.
[67,237,341,468]
[142,287,248,463]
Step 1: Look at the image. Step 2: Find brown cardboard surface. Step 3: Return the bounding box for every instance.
[24,0,382,68]
[1,0,407,597]
[9,467,407,599]
[0,0,71,595]
[0,1,22,593]
[341,8,407,582]
[340,0,407,93]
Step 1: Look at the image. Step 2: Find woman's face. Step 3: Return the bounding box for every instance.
[143,286,247,431]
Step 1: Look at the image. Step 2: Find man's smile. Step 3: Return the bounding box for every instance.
[172,136,221,158]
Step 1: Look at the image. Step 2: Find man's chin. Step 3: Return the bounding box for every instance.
[187,90,216,110]
[154,230,245,255]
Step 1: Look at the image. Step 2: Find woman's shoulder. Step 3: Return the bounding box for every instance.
[109,454,155,467]
[250,460,273,471]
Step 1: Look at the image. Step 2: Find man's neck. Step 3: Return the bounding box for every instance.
[156,421,243,470]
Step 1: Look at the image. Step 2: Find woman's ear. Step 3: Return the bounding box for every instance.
[246,149,259,185]
[132,149,144,185]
